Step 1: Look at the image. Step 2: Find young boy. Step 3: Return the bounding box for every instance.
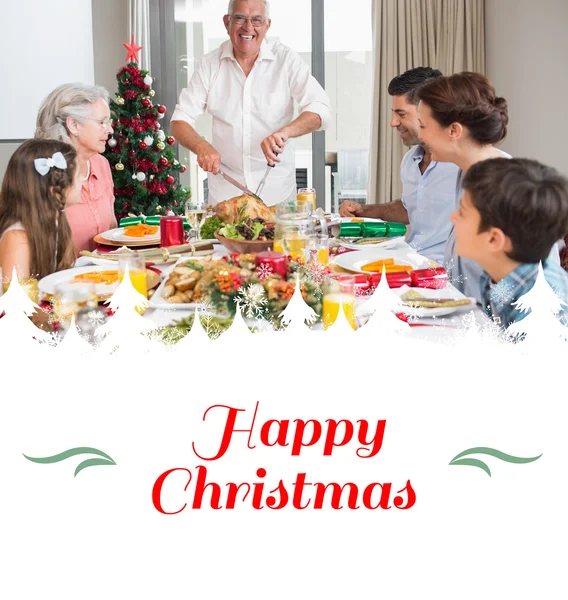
[450,157,568,327]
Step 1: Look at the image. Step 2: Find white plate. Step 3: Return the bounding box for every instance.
[332,236,407,251]
[102,226,161,243]
[338,217,385,224]
[39,265,122,297]
[148,257,204,310]
[332,248,430,273]
[393,285,475,318]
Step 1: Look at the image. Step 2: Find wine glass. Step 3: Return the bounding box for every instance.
[185,199,206,241]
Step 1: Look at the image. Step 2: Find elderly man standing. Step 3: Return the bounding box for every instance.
[340,67,459,264]
[171,0,332,206]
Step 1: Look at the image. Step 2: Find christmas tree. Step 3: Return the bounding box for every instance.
[104,36,190,221]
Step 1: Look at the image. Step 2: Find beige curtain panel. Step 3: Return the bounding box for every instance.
[368,0,485,205]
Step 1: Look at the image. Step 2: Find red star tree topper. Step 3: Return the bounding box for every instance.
[103,38,190,219]
[122,35,143,64]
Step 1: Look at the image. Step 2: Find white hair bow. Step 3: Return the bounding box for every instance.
[34,152,67,176]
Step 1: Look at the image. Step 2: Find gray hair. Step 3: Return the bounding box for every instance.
[35,83,110,145]
[227,0,270,18]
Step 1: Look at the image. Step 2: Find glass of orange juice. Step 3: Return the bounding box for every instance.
[117,251,148,299]
[323,275,356,330]
[297,187,316,211]
[306,234,329,267]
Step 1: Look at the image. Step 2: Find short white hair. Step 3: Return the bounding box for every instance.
[35,82,110,145]
[227,0,270,18]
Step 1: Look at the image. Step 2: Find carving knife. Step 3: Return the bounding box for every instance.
[218,167,259,199]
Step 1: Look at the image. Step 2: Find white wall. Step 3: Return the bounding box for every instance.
[486,0,568,176]
[0,0,128,182]
[0,0,95,140]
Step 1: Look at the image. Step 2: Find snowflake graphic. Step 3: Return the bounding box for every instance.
[196,300,224,339]
[443,258,465,286]
[256,263,273,281]
[87,309,107,327]
[299,264,328,300]
[234,283,269,319]
[489,280,515,306]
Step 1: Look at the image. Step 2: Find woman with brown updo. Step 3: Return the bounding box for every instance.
[416,72,512,301]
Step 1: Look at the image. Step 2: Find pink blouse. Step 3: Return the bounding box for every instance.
[65,154,117,252]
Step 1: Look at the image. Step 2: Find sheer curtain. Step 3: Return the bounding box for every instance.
[368,0,485,205]
[129,0,151,70]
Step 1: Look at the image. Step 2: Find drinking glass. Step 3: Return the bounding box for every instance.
[117,251,147,299]
[53,282,97,331]
[322,275,357,330]
[185,198,206,241]
[297,187,317,211]
[280,223,312,262]
[306,233,330,267]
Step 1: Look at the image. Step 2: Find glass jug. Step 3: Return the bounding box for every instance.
[273,199,328,260]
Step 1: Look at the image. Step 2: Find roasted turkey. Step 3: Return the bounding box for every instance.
[214,194,276,224]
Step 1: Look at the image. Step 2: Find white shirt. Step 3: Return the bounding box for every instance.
[400,146,459,264]
[171,39,332,206]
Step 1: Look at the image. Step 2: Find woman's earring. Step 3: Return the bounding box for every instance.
[74,131,79,137]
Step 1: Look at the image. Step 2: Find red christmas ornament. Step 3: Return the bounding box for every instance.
[181,165,187,173]
[174,201,178,207]
[159,157,168,167]
[166,175,175,184]
[129,151,136,157]
[157,105,167,114]
[139,141,148,149]
[167,136,175,145]
[124,138,129,144]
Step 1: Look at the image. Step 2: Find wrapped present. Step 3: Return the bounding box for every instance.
[410,267,448,289]
[386,222,407,237]
[368,271,412,288]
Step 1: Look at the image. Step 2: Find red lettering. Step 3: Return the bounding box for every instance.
[152,468,192,515]
[192,466,222,509]
[292,473,312,509]
[323,419,354,455]
[313,482,360,509]
[393,480,416,509]
[252,468,266,509]
[192,402,258,461]
[362,482,392,509]
[266,480,289,509]
[356,419,386,458]
[260,419,290,448]
[291,419,322,455]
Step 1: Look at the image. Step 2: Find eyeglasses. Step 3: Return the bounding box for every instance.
[230,14,268,27]
[85,117,112,128]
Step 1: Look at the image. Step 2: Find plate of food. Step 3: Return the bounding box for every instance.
[149,255,236,309]
[394,285,475,317]
[95,224,161,246]
[332,248,431,274]
[39,265,161,301]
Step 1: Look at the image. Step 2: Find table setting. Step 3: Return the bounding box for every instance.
[25,195,485,340]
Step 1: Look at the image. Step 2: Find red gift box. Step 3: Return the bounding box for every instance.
[410,267,448,289]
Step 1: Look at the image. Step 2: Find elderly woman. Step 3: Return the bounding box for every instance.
[35,83,117,252]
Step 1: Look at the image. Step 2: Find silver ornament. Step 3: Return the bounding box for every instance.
[108,138,117,148]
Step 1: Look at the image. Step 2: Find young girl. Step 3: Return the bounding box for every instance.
[0,139,81,286]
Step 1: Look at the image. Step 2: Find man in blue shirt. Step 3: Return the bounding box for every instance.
[340,67,459,264]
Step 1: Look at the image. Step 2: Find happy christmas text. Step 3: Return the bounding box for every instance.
[152,401,416,512]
